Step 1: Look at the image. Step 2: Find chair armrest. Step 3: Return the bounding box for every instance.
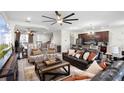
[62,52,68,55]
[62,52,68,59]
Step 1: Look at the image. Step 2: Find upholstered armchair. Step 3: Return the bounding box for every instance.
[27,46,44,64]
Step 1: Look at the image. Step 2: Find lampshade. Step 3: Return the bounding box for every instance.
[112,47,119,54]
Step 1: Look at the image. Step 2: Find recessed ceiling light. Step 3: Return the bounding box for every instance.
[26,17,31,22]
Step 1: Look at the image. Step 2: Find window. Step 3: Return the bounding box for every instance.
[0,15,11,45]
[20,34,28,48]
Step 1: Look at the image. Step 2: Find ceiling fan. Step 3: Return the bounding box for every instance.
[42,11,79,25]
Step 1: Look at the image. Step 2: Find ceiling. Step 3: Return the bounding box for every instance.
[4,11,124,32]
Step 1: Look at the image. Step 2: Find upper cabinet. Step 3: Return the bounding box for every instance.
[95,31,109,42]
[78,31,109,42]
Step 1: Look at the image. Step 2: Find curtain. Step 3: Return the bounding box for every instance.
[15,32,20,42]
[15,32,20,53]
[28,34,33,43]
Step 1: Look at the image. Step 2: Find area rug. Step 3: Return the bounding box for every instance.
[18,58,85,81]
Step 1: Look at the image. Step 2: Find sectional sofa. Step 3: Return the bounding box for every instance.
[91,60,124,81]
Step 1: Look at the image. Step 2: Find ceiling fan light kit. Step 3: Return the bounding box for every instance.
[42,11,79,25]
[57,19,63,24]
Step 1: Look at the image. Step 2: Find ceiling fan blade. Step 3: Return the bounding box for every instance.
[55,11,61,16]
[42,15,56,20]
[51,22,57,25]
[63,21,72,24]
[64,19,79,21]
[63,13,75,19]
[42,20,55,22]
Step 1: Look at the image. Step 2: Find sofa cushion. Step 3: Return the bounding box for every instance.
[67,55,76,59]
[28,54,44,63]
[75,50,82,53]
[72,53,76,56]
[86,61,103,74]
[68,49,75,56]
[75,53,81,58]
[76,58,88,64]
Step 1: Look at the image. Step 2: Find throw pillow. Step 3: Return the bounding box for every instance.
[75,50,84,58]
[86,61,103,74]
[31,48,38,55]
[72,53,76,56]
[75,53,81,58]
[87,52,97,61]
[79,52,84,58]
[76,50,82,53]
[32,49,42,55]
[68,49,75,56]
[83,51,90,60]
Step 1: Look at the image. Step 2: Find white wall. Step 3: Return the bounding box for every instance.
[61,30,70,52]
[109,26,124,47]
[52,31,61,45]
[108,26,124,56]
[36,33,51,43]
[71,26,124,48]
[69,26,124,56]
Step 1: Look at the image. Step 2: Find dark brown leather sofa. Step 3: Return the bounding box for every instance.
[62,52,89,70]
[62,49,100,70]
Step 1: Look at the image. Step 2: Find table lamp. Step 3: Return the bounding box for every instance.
[112,47,120,60]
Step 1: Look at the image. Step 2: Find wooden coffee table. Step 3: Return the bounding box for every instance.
[35,59,70,81]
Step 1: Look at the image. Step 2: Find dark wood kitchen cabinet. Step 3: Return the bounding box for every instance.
[95,31,109,42]
[78,31,109,42]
